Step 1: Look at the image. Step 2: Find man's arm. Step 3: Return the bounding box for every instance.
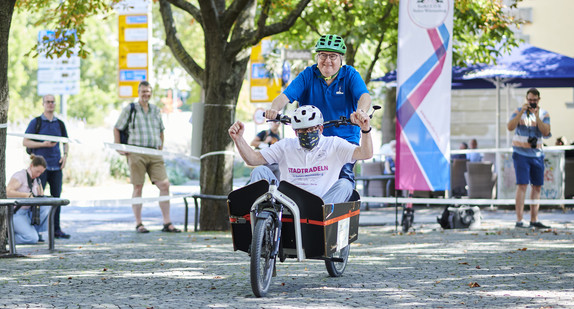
[23,138,57,149]
[60,143,69,169]
[113,127,121,144]
[357,93,372,114]
[159,131,165,150]
[350,110,373,161]
[507,105,527,131]
[536,111,551,137]
[229,121,268,166]
[265,94,290,120]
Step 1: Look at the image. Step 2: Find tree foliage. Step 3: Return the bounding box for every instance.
[1,0,118,253]
[274,0,523,84]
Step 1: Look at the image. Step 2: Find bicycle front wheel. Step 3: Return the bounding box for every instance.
[250,216,277,297]
[325,245,350,277]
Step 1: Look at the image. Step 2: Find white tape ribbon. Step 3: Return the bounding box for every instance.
[361,196,574,205]
[69,194,194,207]
[8,132,81,144]
[0,123,7,129]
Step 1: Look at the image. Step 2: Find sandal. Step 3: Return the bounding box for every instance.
[161,222,181,233]
[136,223,150,233]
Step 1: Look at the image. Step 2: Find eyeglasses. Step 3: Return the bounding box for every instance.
[44,101,55,104]
[317,53,340,61]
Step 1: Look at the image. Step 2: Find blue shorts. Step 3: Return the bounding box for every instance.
[512,152,544,186]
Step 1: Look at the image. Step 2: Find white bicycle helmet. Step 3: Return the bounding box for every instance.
[291,105,324,129]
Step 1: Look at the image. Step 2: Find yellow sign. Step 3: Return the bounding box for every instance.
[250,38,282,103]
[118,14,149,98]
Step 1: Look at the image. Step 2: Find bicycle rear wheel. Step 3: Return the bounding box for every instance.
[250,216,277,297]
[325,245,350,277]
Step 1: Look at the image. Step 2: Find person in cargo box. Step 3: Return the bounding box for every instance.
[229,105,373,204]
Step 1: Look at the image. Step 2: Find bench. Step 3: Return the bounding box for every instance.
[182,194,228,232]
[1,197,70,256]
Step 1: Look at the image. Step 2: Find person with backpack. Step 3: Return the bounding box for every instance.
[22,94,71,239]
[113,81,181,234]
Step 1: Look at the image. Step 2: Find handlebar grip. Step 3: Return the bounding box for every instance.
[262,112,282,121]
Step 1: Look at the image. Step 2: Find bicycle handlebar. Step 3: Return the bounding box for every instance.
[263,105,380,128]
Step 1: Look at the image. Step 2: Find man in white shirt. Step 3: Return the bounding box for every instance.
[229,106,373,203]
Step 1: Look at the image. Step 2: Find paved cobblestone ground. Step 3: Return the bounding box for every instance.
[1,219,573,308]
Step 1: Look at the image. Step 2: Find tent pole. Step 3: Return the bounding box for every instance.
[496,78,502,201]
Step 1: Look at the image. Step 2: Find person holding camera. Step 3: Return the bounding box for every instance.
[507,88,551,229]
[6,155,51,244]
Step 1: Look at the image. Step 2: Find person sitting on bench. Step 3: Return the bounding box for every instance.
[6,155,50,244]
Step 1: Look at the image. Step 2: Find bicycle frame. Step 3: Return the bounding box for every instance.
[249,182,306,261]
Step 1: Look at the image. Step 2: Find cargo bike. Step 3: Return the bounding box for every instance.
[227,112,376,297]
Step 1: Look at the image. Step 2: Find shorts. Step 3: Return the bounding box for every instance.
[127,153,168,185]
[512,152,544,186]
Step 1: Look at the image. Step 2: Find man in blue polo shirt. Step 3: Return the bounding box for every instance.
[507,88,551,229]
[23,94,71,239]
[264,34,372,185]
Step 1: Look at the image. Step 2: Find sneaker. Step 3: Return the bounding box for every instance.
[55,230,71,239]
[515,221,528,228]
[37,234,45,243]
[530,221,550,229]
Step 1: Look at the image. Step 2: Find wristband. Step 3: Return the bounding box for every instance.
[361,127,372,134]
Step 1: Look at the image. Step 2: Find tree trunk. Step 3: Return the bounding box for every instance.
[198,54,249,231]
[0,0,17,253]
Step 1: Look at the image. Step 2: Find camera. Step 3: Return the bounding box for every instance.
[529,102,537,109]
[527,136,538,149]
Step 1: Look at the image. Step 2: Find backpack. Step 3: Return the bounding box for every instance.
[26,116,67,155]
[437,205,481,229]
[119,103,136,144]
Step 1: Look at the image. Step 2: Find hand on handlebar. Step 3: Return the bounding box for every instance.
[228,121,245,140]
[350,110,370,131]
[264,109,279,121]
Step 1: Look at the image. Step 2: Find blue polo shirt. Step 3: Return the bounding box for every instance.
[25,115,68,170]
[283,64,369,144]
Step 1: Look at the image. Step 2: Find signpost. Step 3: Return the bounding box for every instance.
[250,38,282,103]
[37,30,81,96]
[37,30,81,117]
[116,0,151,98]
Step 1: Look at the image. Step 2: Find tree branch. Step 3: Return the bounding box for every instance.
[163,0,203,28]
[364,4,394,84]
[159,0,204,87]
[221,0,252,35]
[226,0,311,57]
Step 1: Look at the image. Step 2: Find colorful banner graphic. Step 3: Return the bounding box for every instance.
[396,0,454,191]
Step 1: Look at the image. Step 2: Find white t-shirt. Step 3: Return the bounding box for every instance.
[260,136,356,197]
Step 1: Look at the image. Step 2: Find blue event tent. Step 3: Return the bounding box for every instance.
[377,43,574,89]
[377,43,574,148]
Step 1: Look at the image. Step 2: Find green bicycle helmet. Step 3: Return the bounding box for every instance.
[314,34,347,55]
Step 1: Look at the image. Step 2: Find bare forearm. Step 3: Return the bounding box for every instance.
[353,132,373,161]
[357,93,372,113]
[507,114,521,131]
[271,94,289,111]
[233,137,267,166]
[537,121,551,136]
[113,128,121,143]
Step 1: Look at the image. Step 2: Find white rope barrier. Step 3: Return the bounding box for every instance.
[451,145,574,154]
[361,196,574,206]
[5,129,573,208]
[8,132,82,144]
[68,194,195,207]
